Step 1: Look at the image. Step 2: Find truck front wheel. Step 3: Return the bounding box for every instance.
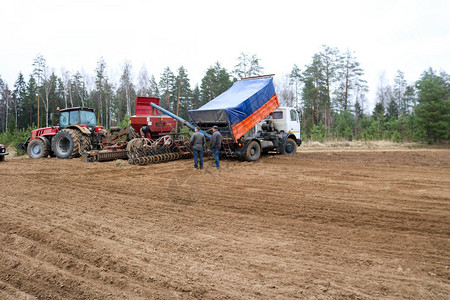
[245,141,261,161]
[284,138,297,155]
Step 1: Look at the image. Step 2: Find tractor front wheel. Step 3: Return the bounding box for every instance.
[27,138,50,159]
[52,129,81,159]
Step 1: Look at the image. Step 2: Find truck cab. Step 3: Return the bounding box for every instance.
[234,106,301,161]
[256,106,301,142]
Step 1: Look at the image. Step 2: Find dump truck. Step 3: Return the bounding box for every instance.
[150,75,302,161]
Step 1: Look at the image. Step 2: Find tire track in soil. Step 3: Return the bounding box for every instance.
[1,149,449,299]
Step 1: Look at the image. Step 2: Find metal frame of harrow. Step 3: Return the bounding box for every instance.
[126,135,193,166]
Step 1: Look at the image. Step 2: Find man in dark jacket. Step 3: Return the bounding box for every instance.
[210,125,222,168]
[190,127,206,169]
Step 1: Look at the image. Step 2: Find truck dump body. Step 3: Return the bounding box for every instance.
[188,76,279,140]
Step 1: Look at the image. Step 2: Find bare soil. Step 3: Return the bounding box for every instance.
[1,149,449,299]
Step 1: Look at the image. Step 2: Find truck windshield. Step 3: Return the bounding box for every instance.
[80,111,97,126]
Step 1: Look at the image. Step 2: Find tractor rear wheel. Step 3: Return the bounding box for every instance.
[80,133,92,152]
[52,129,81,159]
[245,141,261,162]
[27,138,50,159]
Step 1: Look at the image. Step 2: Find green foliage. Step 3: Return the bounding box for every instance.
[179,125,191,134]
[333,110,355,140]
[415,69,450,143]
[7,118,17,133]
[308,122,328,142]
[117,114,130,129]
[200,62,232,106]
[1,53,448,146]
[0,126,35,155]
[362,119,382,141]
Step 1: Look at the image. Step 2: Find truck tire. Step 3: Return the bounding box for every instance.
[284,138,297,155]
[27,138,50,159]
[245,140,261,161]
[52,129,81,159]
[0,155,4,162]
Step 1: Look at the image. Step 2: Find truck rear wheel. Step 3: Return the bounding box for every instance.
[52,129,81,159]
[245,141,261,161]
[27,138,50,159]
[284,138,297,155]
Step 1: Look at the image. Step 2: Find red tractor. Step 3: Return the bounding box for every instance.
[19,98,178,161]
[18,107,106,159]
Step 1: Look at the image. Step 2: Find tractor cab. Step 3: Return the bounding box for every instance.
[59,107,97,130]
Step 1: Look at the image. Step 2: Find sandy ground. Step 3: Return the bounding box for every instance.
[0,149,449,299]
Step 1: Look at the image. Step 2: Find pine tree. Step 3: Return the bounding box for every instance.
[301,54,326,126]
[336,49,366,111]
[191,84,200,110]
[319,45,340,127]
[159,67,176,111]
[24,75,38,128]
[415,68,450,143]
[386,99,399,120]
[200,62,232,106]
[393,70,408,115]
[13,72,26,127]
[289,64,302,110]
[72,71,88,107]
[174,66,192,120]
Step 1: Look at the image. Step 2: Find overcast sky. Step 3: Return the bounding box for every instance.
[1,0,449,110]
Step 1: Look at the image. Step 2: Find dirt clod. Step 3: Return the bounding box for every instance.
[1,149,449,299]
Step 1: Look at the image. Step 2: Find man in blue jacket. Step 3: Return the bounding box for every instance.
[210,126,222,168]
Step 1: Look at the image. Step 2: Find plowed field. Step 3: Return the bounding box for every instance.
[1,149,449,299]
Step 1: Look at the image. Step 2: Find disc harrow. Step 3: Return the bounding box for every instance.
[126,135,192,166]
[81,150,128,162]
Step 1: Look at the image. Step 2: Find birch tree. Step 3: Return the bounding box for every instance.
[233,52,264,80]
[119,60,134,117]
[95,57,107,125]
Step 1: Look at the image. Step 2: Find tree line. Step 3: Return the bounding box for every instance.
[0,47,449,145]
[288,45,449,143]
